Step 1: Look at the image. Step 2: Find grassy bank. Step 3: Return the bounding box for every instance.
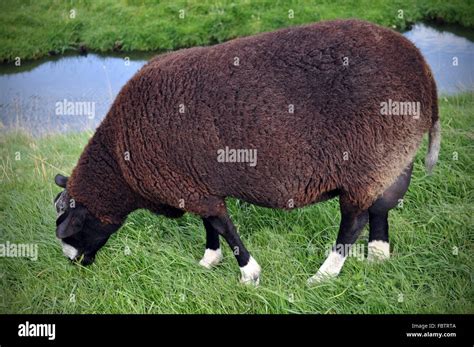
[0,93,473,313]
[1,0,474,62]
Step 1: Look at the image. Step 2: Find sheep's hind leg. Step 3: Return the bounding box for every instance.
[367,162,413,261]
[202,213,260,285]
[199,218,223,269]
[308,200,368,285]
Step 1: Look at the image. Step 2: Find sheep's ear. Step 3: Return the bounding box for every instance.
[56,208,86,239]
[55,174,68,188]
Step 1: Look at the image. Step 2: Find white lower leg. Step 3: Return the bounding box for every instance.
[367,240,390,261]
[240,256,261,286]
[199,248,223,269]
[308,251,347,285]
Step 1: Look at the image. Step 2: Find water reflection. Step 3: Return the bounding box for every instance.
[404,24,474,94]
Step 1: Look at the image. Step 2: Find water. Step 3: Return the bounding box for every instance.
[0,52,156,135]
[0,23,473,135]
[404,24,474,93]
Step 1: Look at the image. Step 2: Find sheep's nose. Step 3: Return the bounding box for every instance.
[61,241,78,260]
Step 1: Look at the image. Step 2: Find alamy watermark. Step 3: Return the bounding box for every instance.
[217,146,257,167]
[55,99,96,119]
[380,99,420,119]
[325,243,364,261]
[18,321,55,341]
[0,241,38,261]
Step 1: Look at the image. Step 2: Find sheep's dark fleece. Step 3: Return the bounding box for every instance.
[59,19,440,284]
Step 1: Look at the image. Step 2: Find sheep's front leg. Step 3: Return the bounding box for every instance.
[199,218,223,269]
[202,214,261,285]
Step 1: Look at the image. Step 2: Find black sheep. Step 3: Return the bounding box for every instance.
[54,20,440,285]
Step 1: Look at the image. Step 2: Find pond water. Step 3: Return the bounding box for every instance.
[0,23,473,136]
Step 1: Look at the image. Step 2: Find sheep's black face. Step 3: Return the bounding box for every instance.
[54,174,121,265]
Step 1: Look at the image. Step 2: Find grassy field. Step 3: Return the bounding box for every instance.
[1,0,474,62]
[0,93,472,314]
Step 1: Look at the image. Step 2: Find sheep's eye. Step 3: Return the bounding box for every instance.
[54,191,67,216]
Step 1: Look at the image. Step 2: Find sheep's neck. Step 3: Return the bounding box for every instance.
[67,127,138,225]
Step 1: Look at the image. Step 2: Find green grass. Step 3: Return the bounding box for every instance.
[1,0,474,62]
[0,93,473,314]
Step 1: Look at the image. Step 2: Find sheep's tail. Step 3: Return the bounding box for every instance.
[425,76,441,174]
